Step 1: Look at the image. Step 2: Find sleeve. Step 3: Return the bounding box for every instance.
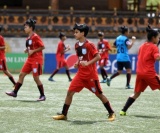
[88,43,98,57]
[0,36,5,46]
[33,35,44,47]
[153,46,160,60]
[125,38,132,46]
[105,41,111,50]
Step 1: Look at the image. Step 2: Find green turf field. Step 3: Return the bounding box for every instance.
[0,74,160,133]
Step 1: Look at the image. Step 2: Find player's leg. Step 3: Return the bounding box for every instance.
[3,70,16,85]
[120,75,146,115]
[33,76,46,101]
[5,72,27,97]
[53,75,83,120]
[86,79,115,121]
[0,59,16,85]
[99,59,107,82]
[125,61,132,89]
[48,60,61,81]
[5,62,31,97]
[32,63,46,101]
[2,61,16,85]
[106,61,122,86]
[99,60,108,83]
[96,93,116,121]
[53,91,75,120]
[64,65,72,81]
[120,92,141,116]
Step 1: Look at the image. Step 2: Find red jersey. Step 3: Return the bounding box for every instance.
[75,40,99,80]
[26,33,44,64]
[97,39,111,59]
[56,40,65,60]
[0,35,5,59]
[136,42,159,76]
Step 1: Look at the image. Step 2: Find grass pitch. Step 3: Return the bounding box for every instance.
[0,74,160,133]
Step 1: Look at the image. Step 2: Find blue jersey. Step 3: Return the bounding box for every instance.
[114,35,130,62]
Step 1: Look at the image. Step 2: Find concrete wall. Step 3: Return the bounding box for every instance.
[4,37,146,54]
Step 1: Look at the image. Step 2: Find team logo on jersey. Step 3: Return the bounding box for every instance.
[33,68,37,73]
[91,87,96,93]
[82,48,87,55]
[102,44,105,48]
[28,40,32,45]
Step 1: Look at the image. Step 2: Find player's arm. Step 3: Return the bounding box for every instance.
[63,45,70,53]
[127,36,136,49]
[104,42,112,52]
[28,46,45,56]
[0,45,5,50]
[154,52,160,60]
[80,53,100,66]
[74,60,79,68]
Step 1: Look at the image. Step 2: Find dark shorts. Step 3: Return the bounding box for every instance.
[117,61,131,70]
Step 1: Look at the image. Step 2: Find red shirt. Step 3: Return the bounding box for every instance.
[0,35,5,59]
[26,33,44,64]
[136,42,159,76]
[97,39,111,59]
[75,40,99,80]
[56,40,65,60]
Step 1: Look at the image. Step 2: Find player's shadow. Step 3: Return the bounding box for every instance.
[16,100,40,103]
[133,115,160,119]
[68,120,105,125]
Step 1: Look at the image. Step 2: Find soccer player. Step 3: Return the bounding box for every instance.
[106,26,136,89]
[5,18,46,101]
[0,25,16,86]
[120,25,160,116]
[48,32,72,82]
[52,23,115,121]
[97,31,111,83]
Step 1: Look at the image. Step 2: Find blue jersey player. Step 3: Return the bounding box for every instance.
[106,26,136,89]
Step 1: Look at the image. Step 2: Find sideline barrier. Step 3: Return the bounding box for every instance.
[44,53,160,74]
[5,53,159,74]
[6,53,27,73]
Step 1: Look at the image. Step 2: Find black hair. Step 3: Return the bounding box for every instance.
[98,32,104,37]
[24,18,36,31]
[73,23,89,37]
[59,32,66,39]
[120,26,128,34]
[146,25,159,41]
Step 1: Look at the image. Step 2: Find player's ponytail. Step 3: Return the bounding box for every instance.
[146,24,159,42]
[120,26,128,34]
